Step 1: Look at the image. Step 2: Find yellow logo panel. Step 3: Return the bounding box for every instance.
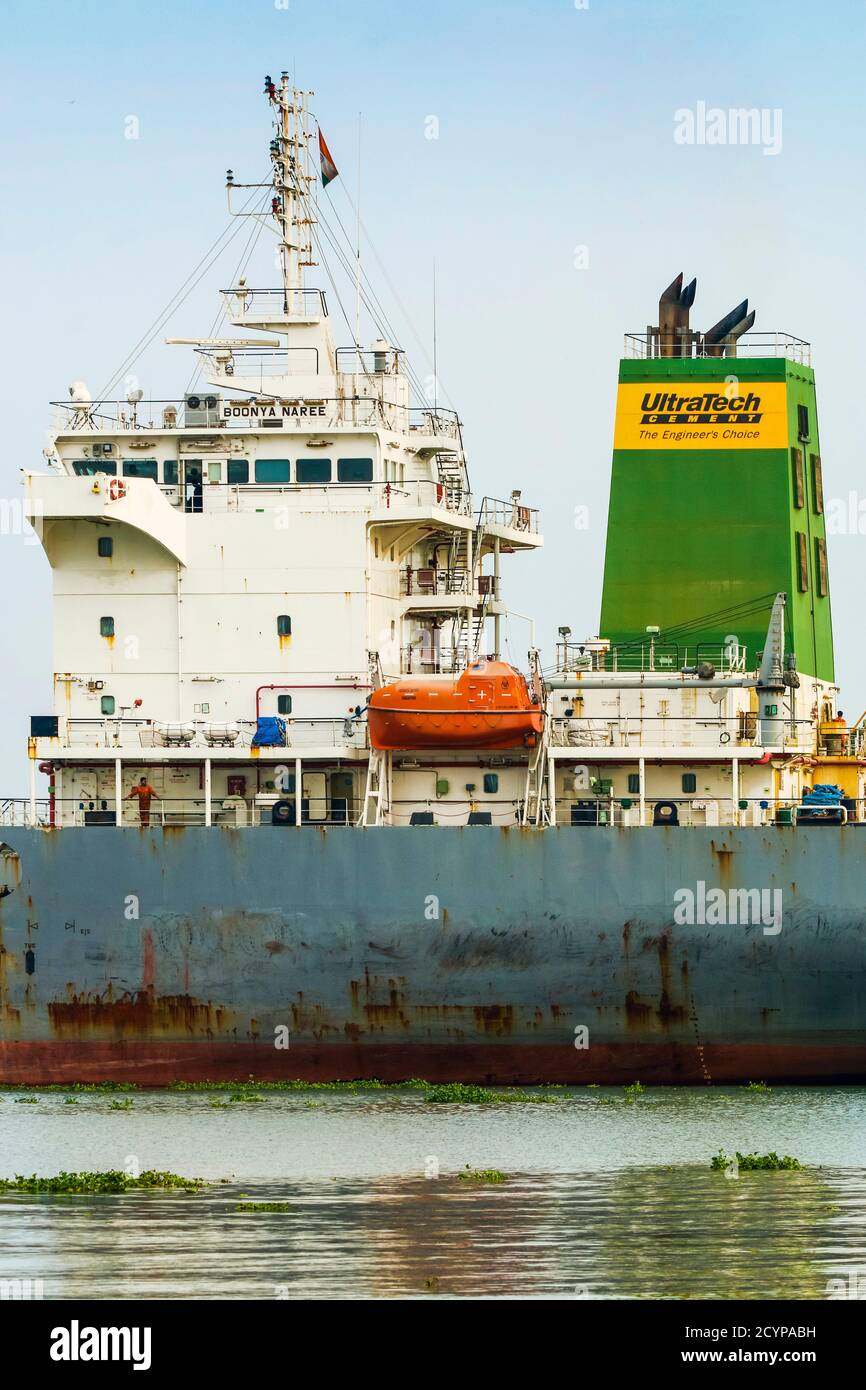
[614,380,789,450]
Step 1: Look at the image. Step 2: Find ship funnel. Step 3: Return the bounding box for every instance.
[703,300,756,357]
[658,273,698,357]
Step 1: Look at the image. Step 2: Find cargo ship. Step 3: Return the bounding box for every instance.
[1,76,864,1085]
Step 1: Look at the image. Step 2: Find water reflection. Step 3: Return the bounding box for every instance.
[0,1168,863,1300]
[1,1088,866,1299]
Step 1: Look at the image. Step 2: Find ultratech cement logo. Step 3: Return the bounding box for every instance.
[640,390,762,425]
[613,380,788,450]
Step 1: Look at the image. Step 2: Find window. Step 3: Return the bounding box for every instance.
[815,536,828,597]
[100,616,115,637]
[797,403,810,441]
[163,461,178,486]
[337,457,374,483]
[277,694,293,714]
[100,695,115,715]
[277,615,292,637]
[296,458,332,484]
[791,447,804,508]
[483,773,499,794]
[811,454,824,514]
[207,461,222,483]
[627,773,640,795]
[796,531,809,591]
[682,773,697,794]
[97,536,113,558]
[228,459,249,485]
[255,459,290,484]
[73,460,116,477]
[122,460,158,481]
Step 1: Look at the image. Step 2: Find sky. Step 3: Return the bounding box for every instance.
[2,0,865,792]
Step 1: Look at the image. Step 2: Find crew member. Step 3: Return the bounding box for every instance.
[127,776,157,827]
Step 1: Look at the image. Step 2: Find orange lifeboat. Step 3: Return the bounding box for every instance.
[368,660,544,751]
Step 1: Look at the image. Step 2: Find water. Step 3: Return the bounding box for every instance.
[1,1086,865,1299]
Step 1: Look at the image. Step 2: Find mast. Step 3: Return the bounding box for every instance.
[263,72,316,316]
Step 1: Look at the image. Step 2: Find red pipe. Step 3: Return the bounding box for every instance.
[255,682,370,719]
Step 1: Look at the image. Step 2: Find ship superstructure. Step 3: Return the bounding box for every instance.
[20,77,542,833]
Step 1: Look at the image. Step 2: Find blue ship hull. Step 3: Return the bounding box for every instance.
[0,826,864,1084]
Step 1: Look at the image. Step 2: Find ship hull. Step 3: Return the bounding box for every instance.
[1,825,865,1085]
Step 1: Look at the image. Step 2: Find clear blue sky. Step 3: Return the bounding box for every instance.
[2,0,865,790]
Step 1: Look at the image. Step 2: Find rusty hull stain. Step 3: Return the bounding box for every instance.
[48,988,242,1041]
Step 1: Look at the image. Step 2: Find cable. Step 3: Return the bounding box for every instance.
[95,177,271,406]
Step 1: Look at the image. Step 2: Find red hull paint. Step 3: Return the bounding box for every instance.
[2,1041,865,1086]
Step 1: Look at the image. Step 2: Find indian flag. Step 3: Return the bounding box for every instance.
[318,128,339,187]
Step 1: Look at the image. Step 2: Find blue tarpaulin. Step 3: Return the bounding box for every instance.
[252,716,287,747]
[802,783,843,805]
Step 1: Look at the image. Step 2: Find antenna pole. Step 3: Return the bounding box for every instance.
[433,259,438,413]
[355,112,362,350]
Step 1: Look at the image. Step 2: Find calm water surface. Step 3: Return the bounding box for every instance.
[1,1086,865,1299]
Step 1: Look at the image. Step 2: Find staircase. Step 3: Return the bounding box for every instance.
[361,747,391,826]
[435,453,467,510]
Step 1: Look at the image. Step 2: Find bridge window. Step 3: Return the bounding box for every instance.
[255,459,290,483]
[163,461,178,485]
[73,460,117,477]
[277,694,293,714]
[101,695,115,715]
[228,460,249,485]
[337,457,374,483]
[97,536,113,558]
[682,773,697,794]
[122,460,158,481]
[277,615,292,637]
[296,458,332,484]
[100,616,115,638]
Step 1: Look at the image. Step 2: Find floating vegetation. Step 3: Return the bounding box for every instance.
[0,1170,206,1194]
[0,1082,138,1093]
[745,1081,772,1094]
[711,1150,803,1172]
[304,1101,323,1109]
[13,1097,38,1105]
[624,1081,645,1095]
[424,1082,559,1105]
[62,1097,80,1106]
[209,1100,232,1110]
[236,1201,290,1212]
[228,1092,267,1104]
[108,1099,134,1111]
[168,1078,429,1093]
[458,1167,507,1183]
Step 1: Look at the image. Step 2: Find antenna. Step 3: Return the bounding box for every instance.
[355,112,362,350]
[432,259,438,414]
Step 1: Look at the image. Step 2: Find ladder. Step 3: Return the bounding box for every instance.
[522,704,551,826]
[435,452,467,510]
[361,748,391,826]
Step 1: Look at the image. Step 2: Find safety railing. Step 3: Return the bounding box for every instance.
[550,794,864,829]
[623,330,811,366]
[547,715,817,752]
[477,496,540,534]
[42,717,370,754]
[50,397,462,441]
[8,793,865,830]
